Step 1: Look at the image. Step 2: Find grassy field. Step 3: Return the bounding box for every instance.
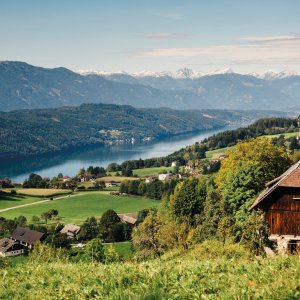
[1,188,71,197]
[205,146,233,159]
[0,251,299,299]
[133,166,174,177]
[265,131,300,139]
[0,191,160,224]
[97,176,137,182]
[0,193,46,210]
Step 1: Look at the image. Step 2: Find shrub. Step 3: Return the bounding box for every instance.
[189,240,251,260]
[84,238,105,262]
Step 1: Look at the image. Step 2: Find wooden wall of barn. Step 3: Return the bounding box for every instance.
[258,187,300,235]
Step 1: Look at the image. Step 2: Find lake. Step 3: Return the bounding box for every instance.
[0,125,238,182]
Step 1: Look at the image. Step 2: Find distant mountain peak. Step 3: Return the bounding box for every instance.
[75,67,299,80]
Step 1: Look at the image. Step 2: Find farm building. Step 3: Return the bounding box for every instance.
[0,227,44,257]
[60,224,81,239]
[158,173,172,181]
[11,226,44,249]
[0,238,25,257]
[118,213,138,227]
[250,160,300,254]
[105,181,118,188]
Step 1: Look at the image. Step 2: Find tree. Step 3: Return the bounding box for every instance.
[104,244,120,263]
[214,138,292,244]
[48,209,59,219]
[78,217,99,241]
[132,211,163,259]
[44,233,71,249]
[84,238,105,262]
[237,210,270,255]
[99,210,121,242]
[16,216,27,226]
[216,138,292,195]
[171,177,206,221]
[23,173,47,188]
[289,137,299,151]
[31,216,40,224]
[41,212,50,224]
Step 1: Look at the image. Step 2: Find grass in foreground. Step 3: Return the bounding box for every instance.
[0,192,159,224]
[0,251,299,299]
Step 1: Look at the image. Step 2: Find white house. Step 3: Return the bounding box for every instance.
[158,173,172,181]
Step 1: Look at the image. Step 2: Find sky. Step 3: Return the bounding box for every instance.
[1,0,300,73]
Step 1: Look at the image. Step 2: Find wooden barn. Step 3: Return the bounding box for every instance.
[250,160,300,254]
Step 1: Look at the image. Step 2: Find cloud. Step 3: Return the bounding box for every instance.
[150,12,183,20]
[241,35,300,43]
[136,35,300,67]
[140,32,188,40]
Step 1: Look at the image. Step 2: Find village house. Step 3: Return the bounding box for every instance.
[60,224,81,239]
[0,227,44,257]
[145,176,156,183]
[250,160,300,254]
[171,161,177,167]
[0,238,25,257]
[63,176,71,182]
[158,173,172,181]
[105,181,118,188]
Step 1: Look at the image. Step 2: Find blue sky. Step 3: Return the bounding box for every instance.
[1,0,300,73]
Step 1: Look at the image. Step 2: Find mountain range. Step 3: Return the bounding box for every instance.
[0,61,299,112]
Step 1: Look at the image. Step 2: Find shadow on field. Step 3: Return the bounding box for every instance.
[0,192,26,202]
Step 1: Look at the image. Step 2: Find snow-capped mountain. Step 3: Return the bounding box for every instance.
[77,67,298,80]
[1,61,300,112]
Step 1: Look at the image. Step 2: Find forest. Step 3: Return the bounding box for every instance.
[0,103,228,158]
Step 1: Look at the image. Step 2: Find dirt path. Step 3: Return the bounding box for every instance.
[0,193,83,213]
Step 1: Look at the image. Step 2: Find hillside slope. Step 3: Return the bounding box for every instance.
[0,61,211,111]
[0,103,226,158]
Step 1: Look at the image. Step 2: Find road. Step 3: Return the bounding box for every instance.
[0,193,83,213]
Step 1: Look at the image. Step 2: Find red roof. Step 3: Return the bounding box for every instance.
[250,160,300,210]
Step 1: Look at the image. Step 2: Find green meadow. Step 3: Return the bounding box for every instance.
[133,166,174,177]
[0,191,159,224]
[1,248,299,299]
[0,193,45,210]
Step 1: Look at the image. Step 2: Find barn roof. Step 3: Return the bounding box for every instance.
[60,224,81,235]
[118,213,138,225]
[0,238,15,254]
[250,160,300,210]
[11,227,44,245]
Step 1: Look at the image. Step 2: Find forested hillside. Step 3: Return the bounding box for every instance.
[0,103,227,158]
[107,116,299,170]
[0,105,290,159]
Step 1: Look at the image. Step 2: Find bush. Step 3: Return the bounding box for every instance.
[76,186,86,190]
[189,240,251,260]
